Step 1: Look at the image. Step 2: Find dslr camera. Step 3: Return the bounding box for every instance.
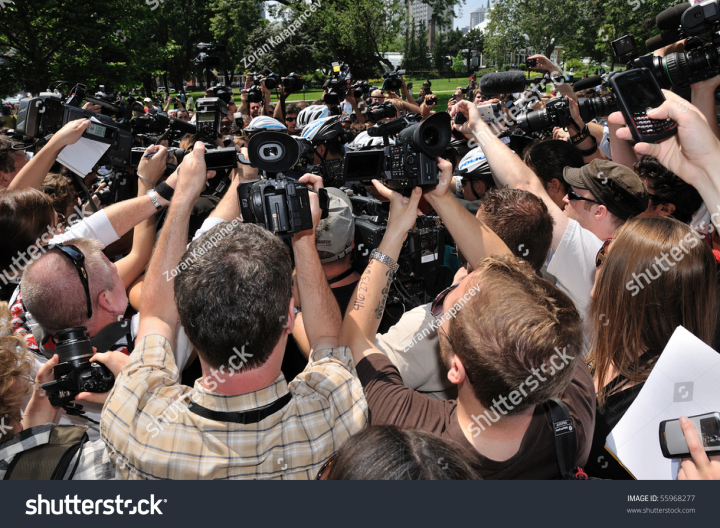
[516,96,580,134]
[40,327,115,410]
[382,67,406,92]
[282,72,303,94]
[246,72,265,104]
[343,112,452,191]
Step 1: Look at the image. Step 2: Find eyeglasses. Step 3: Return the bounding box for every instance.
[316,452,337,480]
[430,283,459,318]
[567,189,600,206]
[595,238,613,268]
[285,116,297,122]
[53,244,93,319]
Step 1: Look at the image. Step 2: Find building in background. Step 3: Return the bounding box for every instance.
[461,26,470,35]
[469,6,486,27]
[409,0,455,48]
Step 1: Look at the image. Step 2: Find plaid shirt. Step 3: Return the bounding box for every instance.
[101,334,367,480]
[0,424,116,480]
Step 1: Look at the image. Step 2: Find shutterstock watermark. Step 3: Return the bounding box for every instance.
[240,2,322,68]
[145,344,253,438]
[467,346,575,438]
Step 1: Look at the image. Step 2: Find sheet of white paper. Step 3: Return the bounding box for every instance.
[606,326,720,480]
[56,118,111,176]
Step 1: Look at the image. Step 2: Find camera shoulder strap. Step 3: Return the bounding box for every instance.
[187,393,292,425]
[4,425,89,480]
[546,397,588,480]
[91,319,134,353]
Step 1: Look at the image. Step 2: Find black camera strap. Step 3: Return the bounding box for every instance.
[546,397,588,480]
[327,268,355,285]
[187,393,292,425]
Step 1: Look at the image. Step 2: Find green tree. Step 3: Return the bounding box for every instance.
[452,50,465,75]
[432,29,464,72]
[462,28,484,72]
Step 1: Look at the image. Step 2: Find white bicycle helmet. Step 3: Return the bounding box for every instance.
[348,130,395,150]
[244,116,287,133]
[454,146,492,180]
[296,105,330,131]
[301,116,344,143]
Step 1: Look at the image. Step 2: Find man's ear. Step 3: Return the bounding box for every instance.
[595,204,610,222]
[658,202,676,217]
[550,178,563,195]
[284,297,296,334]
[447,353,468,386]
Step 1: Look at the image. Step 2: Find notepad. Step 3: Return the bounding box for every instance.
[56,119,111,176]
[606,326,720,479]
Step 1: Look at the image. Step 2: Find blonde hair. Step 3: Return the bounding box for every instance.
[0,302,33,444]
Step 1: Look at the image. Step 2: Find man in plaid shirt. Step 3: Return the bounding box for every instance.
[101,143,367,480]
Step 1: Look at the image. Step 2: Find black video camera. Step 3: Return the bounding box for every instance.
[382,67,406,92]
[40,327,115,410]
[323,62,351,106]
[16,90,133,168]
[351,80,370,99]
[342,112,451,191]
[367,101,397,123]
[195,97,228,142]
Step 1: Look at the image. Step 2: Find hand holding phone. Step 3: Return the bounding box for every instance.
[609,68,677,144]
[526,58,539,68]
[660,412,720,459]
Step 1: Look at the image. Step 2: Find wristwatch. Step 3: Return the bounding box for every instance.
[146,189,163,210]
[370,249,399,274]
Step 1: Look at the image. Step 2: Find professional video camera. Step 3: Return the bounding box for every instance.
[40,327,114,419]
[323,62,351,107]
[343,112,452,191]
[382,67,406,92]
[237,131,328,240]
[16,84,133,168]
[195,97,228,142]
[130,145,238,171]
[347,192,451,308]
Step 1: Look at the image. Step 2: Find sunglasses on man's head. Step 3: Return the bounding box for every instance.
[53,243,93,319]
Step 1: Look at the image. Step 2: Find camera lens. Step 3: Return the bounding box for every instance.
[517,109,552,133]
[422,127,439,149]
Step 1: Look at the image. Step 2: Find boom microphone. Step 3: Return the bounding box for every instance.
[479,71,529,96]
[656,2,689,31]
[645,29,683,52]
[572,76,603,92]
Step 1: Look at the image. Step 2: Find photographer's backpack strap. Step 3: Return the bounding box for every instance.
[91,319,134,354]
[3,425,89,480]
[547,397,588,480]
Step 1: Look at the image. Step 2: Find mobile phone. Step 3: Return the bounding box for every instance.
[454,112,467,125]
[526,58,538,68]
[608,68,677,143]
[659,412,720,459]
[427,95,438,106]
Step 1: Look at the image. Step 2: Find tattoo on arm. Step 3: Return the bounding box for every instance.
[353,267,371,311]
[374,268,393,320]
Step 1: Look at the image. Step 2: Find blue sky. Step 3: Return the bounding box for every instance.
[453,0,492,29]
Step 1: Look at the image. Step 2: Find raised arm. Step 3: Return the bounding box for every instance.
[136,142,209,346]
[691,76,720,142]
[609,90,720,223]
[450,99,569,250]
[339,185,423,365]
[528,54,576,103]
[8,119,90,190]
[115,145,170,288]
[424,157,511,269]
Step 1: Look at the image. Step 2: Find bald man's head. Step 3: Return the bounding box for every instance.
[21,238,116,334]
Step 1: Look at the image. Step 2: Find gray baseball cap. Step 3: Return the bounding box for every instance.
[315,188,354,264]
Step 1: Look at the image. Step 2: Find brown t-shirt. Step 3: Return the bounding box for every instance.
[356,354,596,479]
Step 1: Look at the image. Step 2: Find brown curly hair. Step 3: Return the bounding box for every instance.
[42,172,77,218]
[0,302,33,444]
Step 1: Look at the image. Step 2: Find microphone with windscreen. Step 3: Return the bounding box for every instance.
[657,2,690,30]
[645,29,684,52]
[168,118,197,135]
[479,71,530,96]
[572,76,603,92]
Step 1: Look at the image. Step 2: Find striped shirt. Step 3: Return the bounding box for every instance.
[101,334,367,480]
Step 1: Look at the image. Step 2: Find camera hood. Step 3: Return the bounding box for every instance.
[397,112,451,158]
[247,131,312,174]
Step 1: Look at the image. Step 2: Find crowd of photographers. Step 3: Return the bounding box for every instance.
[3,9,720,478]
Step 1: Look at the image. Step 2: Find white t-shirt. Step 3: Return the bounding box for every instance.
[547,218,604,352]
